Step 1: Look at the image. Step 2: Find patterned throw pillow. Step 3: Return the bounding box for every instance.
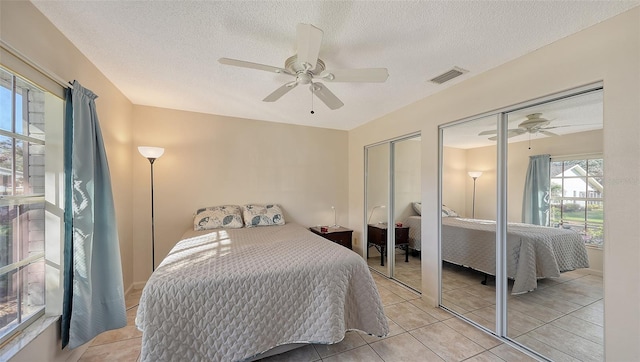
[442,205,459,217]
[242,204,285,227]
[194,205,244,230]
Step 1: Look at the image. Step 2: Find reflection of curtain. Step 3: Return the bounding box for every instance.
[61,81,126,349]
[522,154,551,226]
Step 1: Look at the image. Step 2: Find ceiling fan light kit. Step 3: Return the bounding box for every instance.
[219,23,389,111]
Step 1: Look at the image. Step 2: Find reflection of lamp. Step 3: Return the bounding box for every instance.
[468,171,482,219]
[331,206,338,228]
[368,205,386,224]
[138,146,165,272]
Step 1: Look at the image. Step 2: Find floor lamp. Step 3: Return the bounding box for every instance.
[138,146,165,272]
[468,171,482,219]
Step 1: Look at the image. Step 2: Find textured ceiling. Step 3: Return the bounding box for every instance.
[31,1,638,130]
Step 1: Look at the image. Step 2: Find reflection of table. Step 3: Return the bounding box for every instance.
[367,224,409,266]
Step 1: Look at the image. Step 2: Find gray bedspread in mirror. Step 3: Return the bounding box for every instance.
[442,217,589,294]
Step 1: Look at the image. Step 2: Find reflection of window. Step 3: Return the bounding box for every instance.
[550,157,604,248]
[0,67,46,345]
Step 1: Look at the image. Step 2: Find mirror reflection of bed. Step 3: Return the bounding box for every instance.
[440,89,604,361]
[365,135,422,292]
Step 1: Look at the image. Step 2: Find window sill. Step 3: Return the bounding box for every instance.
[0,315,59,361]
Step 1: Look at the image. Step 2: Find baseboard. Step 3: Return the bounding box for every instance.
[586,268,603,277]
[132,281,147,290]
[124,282,146,297]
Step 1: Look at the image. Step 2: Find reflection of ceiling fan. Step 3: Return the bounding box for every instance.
[479,113,569,140]
[218,23,389,111]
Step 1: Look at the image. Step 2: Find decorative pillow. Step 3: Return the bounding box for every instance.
[242,204,285,227]
[412,202,422,215]
[194,205,244,230]
[442,205,459,217]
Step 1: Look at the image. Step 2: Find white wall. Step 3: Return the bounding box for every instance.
[348,8,639,360]
[132,105,348,283]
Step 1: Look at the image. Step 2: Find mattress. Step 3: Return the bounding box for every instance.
[442,217,589,294]
[135,223,388,362]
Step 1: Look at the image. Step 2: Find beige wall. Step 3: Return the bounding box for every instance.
[1,1,134,360]
[132,105,348,283]
[348,8,639,360]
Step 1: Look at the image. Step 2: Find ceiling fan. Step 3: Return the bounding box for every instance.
[479,113,569,140]
[218,23,389,111]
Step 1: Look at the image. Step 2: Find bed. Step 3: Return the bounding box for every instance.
[441,217,589,294]
[135,222,389,362]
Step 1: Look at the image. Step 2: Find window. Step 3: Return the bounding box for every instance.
[550,157,603,248]
[0,67,46,345]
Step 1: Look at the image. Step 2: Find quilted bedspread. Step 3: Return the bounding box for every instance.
[442,217,589,294]
[135,223,388,362]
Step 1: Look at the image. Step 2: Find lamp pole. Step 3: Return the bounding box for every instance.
[472,176,478,219]
[148,157,157,271]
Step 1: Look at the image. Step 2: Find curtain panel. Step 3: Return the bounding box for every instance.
[522,154,551,226]
[61,81,126,349]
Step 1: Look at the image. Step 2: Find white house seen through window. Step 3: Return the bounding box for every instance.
[550,158,604,248]
[0,66,47,345]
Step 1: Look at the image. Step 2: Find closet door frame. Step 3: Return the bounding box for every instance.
[438,82,603,355]
[364,131,421,284]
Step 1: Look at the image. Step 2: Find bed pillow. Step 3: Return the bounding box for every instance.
[412,202,422,215]
[442,205,459,217]
[243,204,285,227]
[194,205,244,230]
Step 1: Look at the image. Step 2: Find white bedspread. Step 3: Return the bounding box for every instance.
[442,217,589,294]
[135,223,388,362]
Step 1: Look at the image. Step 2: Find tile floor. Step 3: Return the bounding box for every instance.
[441,263,603,362]
[367,247,422,291]
[77,274,539,362]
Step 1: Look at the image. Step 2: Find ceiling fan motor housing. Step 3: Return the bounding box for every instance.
[285,55,326,84]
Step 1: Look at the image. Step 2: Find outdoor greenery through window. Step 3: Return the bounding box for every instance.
[0,66,46,346]
[550,157,603,248]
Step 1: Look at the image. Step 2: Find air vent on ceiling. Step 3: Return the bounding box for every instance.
[429,67,468,84]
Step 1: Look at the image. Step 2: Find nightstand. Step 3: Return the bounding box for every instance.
[309,226,353,250]
[367,224,409,266]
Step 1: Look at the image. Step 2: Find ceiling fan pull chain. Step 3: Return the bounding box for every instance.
[310,83,315,114]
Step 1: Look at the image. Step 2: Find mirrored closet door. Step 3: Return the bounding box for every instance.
[439,85,604,360]
[440,115,498,333]
[365,133,421,290]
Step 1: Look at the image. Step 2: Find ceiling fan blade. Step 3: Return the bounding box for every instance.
[488,129,526,141]
[540,130,559,137]
[319,68,389,83]
[478,130,498,136]
[296,23,323,71]
[310,83,344,110]
[263,81,298,102]
[219,58,291,75]
[478,128,522,136]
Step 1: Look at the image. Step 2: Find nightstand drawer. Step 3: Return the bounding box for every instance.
[309,226,353,250]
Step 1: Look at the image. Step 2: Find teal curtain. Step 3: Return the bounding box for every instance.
[522,154,551,226]
[61,81,126,349]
